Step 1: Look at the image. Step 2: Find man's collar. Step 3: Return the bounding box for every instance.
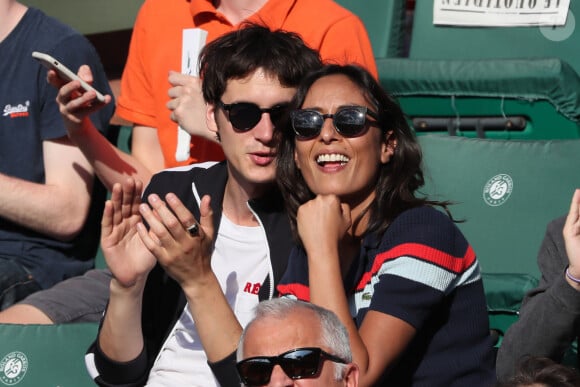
[189,0,219,19]
[245,0,295,30]
[188,0,296,29]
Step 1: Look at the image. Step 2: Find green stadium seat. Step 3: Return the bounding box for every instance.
[334,0,407,58]
[418,135,580,344]
[0,323,98,387]
[378,1,580,140]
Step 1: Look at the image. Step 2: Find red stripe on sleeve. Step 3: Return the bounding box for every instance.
[355,243,476,291]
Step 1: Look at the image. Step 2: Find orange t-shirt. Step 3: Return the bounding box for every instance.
[116,0,377,168]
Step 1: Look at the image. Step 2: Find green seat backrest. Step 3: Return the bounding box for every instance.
[419,135,580,342]
[334,0,407,58]
[409,1,580,75]
[419,135,580,345]
[419,135,580,277]
[0,323,98,387]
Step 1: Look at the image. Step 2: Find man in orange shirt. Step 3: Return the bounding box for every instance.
[0,0,376,325]
[123,0,377,171]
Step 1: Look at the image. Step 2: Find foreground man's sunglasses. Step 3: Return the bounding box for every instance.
[236,347,348,386]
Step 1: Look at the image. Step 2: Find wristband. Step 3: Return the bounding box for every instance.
[565,267,580,285]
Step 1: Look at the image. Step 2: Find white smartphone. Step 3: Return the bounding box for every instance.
[32,51,106,103]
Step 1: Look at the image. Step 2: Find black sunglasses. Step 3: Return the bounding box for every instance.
[290,105,380,140]
[236,347,347,386]
[218,101,289,132]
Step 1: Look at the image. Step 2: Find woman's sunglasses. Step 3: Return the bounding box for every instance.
[218,101,289,132]
[236,347,347,386]
[290,105,380,140]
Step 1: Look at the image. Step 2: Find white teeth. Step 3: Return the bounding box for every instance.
[316,153,350,164]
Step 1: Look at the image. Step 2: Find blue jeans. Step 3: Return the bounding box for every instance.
[0,258,41,310]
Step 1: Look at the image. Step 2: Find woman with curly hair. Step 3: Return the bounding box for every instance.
[276,64,496,386]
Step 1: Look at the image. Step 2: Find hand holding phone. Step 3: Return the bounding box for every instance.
[32,51,106,103]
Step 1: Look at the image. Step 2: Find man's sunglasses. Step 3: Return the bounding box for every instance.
[218,101,289,132]
[236,347,347,386]
[290,105,380,140]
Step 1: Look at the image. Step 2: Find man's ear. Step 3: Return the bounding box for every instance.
[343,363,359,386]
[206,103,219,139]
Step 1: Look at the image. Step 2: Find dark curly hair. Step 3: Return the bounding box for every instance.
[276,64,452,242]
[199,23,322,105]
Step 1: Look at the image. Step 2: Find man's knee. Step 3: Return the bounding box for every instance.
[0,303,53,324]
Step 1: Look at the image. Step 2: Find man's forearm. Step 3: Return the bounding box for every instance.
[68,120,155,190]
[98,279,147,363]
[183,271,243,363]
[0,172,89,239]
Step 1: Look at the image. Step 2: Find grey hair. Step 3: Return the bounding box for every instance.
[237,298,352,380]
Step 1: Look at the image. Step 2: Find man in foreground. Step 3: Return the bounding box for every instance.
[236,298,359,386]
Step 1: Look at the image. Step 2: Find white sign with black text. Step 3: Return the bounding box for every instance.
[433,0,571,27]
